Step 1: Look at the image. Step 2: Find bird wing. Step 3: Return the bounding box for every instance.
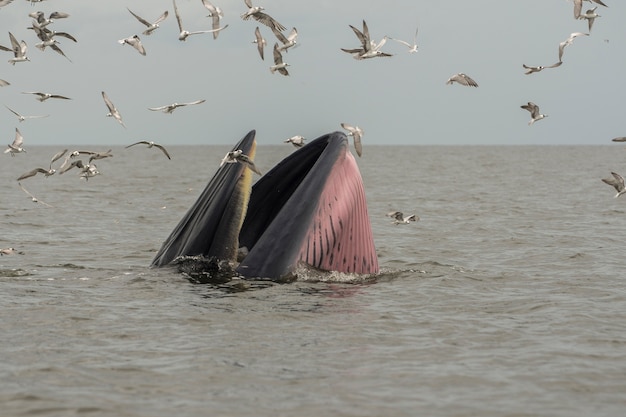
[101,91,115,112]
[254,27,265,59]
[573,0,583,18]
[125,141,150,149]
[8,31,19,52]
[272,42,283,64]
[148,105,169,111]
[49,149,68,168]
[13,128,23,147]
[5,105,20,117]
[127,8,151,27]
[173,0,184,32]
[17,167,48,181]
[611,172,625,190]
[182,99,206,106]
[50,94,71,100]
[545,61,562,69]
[154,144,171,160]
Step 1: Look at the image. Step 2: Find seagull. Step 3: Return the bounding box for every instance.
[284,135,305,148]
[241,0,286,32]
[18,182,53,207]
[0,32,29,65]
[4,128,25,156]
[522,62,562,75]
[22,91,71,101]
[126,141,171,160]
[602,172,626,198]
[579,7,600,31]
[148,99,205,114]
[558,32,589,61]
[72,149,113,163]
[220,149,262,175]
[252,26,266,60]
[173,0,228,41]
[521,102,548,125]
[29,10,69,27]
[611,137,626,142]
[340,123,363,157]
[101,91,126,128]
[0,247,24,256]
[0,79,9,87]
[272,26,298,53]
[16,148,66,180]
[118,35,146,56]
[201,0,225,39]
[341,20,392,60]
[386,211,419,225]
[446,73,478,87]
[29,20,78,44]
[572,0,607,19]
[127,8,168,36]
[389,26,419,53]
[34,37,72,62]
[79,164,100,181]
[17,167,54,180]
[6,105,48,122]
[269,43,289,76]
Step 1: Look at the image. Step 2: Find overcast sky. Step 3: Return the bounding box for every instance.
[0,0,624,146]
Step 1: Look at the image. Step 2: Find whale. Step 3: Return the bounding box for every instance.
[151,130,379,282]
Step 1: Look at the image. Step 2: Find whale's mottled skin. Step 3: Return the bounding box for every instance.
[151,130,378,281]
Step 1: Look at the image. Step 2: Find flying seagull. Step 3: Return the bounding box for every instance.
[240,0,286,32]
[389,26,419,53]
[22,91,71,101]
[118,35,146,56]
[148,99,206,114]
[284,135,305,148]
[521,102,548,125]
[252,26,266,60]
[522,62,562,75]
[386,211,419,225]
[0,32,29,65]
[602,172,626,198]
[340,122,363,157]
[269,42,289,76]
[4,128,25,156]
[126,141,171,160]
[21,148,68,179]
[446,73,478,87]
[573,0,607,19]
[6,105,48,122]
[341,20,392,60]
[220,149,262,175]
[173,0,228,41]
[17,182,53,207]
[272,26,298,53]
[578,7,601,31]
[201,0,225,39]
[127,8,168,35]
[101,91,126,128]
[558,32,589,61]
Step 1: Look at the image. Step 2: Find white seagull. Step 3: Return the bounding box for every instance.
[173,0,228,41]
[252,26,266,60]
[241,0,286,32]
[118,35,146,56]
[269,43,289,76]
[126,141,171,160]
[521,102,548,125]
[0,32,29,65]
[578,7,601,31]
[4,128,25,156]
[201,0,225,39]
[341,20,392,60]
[18,182,53,207]
[148,99,206,114]
[220,149,262,175]
[0,247,24,256]
[387,211,419,225]
[22,91,71,101]
[6,105,48,122]
[272,26,298,53]
[340,123,363,157]
[446,73,478,87]
[284,135,305,148]
[127,8,168,36]
[602,172,626,198]
[101,91,126,128]
[522,62,562,75]
[558,32,589,61]
[389,26,419,53]
[572,0,607,19]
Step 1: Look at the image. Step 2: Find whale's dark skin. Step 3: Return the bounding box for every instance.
[151,130,379,282]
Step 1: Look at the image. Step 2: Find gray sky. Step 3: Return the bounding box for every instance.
[0,0,624,146]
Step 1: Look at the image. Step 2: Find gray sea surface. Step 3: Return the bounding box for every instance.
[2,144,626,417]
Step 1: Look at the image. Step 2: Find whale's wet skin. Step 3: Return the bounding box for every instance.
[152,130,379,283]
